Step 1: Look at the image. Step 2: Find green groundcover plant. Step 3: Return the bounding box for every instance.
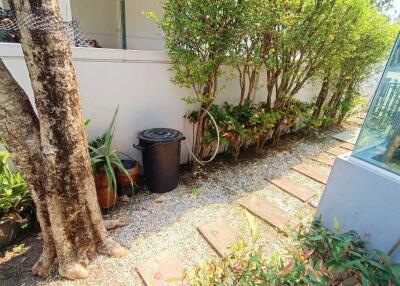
[186,219,400,286]
[0,146,33,226]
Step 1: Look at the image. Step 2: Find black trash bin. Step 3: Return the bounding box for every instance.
[134,128,185,193]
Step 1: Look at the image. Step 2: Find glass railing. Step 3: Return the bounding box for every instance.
[352,34,400,175]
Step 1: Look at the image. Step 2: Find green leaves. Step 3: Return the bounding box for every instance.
[88,107,134,192]
[0,150,32,221]
[186,219,400,285]
[201,102,280,158]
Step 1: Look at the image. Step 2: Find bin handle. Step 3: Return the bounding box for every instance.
[133,144,145,151]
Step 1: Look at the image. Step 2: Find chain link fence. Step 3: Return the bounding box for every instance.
[0,7,94,47]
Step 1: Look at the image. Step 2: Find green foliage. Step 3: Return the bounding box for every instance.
[186,219,400,285]
[317,3,397,125]
[198,102,279,158]
[88,108,133,191]
[338,90,368,123]
[0,150,32,222]
[151,0,245,104]
[149,0,398,161]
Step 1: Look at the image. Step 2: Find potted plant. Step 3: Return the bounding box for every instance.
[0,149,33,248]
[88,108,134,209]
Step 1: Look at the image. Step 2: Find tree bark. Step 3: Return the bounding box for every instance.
[0,0,127,279]
[0,59,56,277]
[313,75,330,119]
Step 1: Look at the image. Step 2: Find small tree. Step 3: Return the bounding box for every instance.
[261,0,367,144]
[317,6,396,125]
[150,0,245,164]
[230,0,265,106]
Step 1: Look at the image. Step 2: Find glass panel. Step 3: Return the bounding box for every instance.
[352,34,400,175]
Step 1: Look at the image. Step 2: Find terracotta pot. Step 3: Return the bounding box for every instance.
[94,170,117,209]
[116,160,141,197]
[0,219,19,248]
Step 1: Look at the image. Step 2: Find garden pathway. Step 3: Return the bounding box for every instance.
[135,136,355,285]
[0,125,360,286]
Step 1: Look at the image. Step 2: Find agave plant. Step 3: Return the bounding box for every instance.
[88,107,133,192]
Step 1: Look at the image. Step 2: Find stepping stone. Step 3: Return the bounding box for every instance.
[331,129,360,144]
[292,164,329,184]
[327,146,349,156]
[136,253,185,286]
[310,153,335,167]
[238,195,299,231]
[340,142,354,151]
[269,177,315,202]
[198,219,240,257]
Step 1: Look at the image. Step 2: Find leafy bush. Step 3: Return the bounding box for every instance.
[337,90,368,124]
[0,150,32,223]
[271,99,312,146]
[188,102,280,159]
[186,219,400,285]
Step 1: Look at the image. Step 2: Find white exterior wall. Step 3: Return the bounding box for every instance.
[0,43,321,164]
[0,0,9,9]
[125,0,164,51]
[57,0,164,50]
[70,0,121,49]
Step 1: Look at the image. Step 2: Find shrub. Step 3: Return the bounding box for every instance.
[0,149,33,225]
[188,102,280,159]
[186,219,400,285]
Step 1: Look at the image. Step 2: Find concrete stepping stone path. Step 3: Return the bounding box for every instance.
[310,153,335,167]
[136,253,185,286]
[197,219,240,257]
[327,146,349,156]
[340,142,355,151]
[292,163,329,184]
[269,177,315,202]
[238,194,299,231]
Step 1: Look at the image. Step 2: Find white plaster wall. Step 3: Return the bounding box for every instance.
[0,43,318,164]
[58,0,72,21]
[0,0,10,9]
[70,0,121,49]
[125,0,164,51]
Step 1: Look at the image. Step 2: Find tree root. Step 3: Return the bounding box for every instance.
[104,218,130,230]
[32,249,56,278]
[98,237,128,258]
[58,262,89,280]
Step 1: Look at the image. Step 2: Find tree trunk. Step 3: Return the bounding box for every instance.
[313,76,330,119]
[0,0,127,279]
[246,68,258,104]
[271,119,285,146]
[0,59,56,277]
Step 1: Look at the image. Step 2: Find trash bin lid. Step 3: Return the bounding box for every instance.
[138,128,184,143]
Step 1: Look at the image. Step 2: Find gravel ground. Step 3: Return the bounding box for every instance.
[2,124,361,286]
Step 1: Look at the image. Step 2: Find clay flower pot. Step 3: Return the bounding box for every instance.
[0,218,19,248]
[116,160,141,197]
[94,170,117,209]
